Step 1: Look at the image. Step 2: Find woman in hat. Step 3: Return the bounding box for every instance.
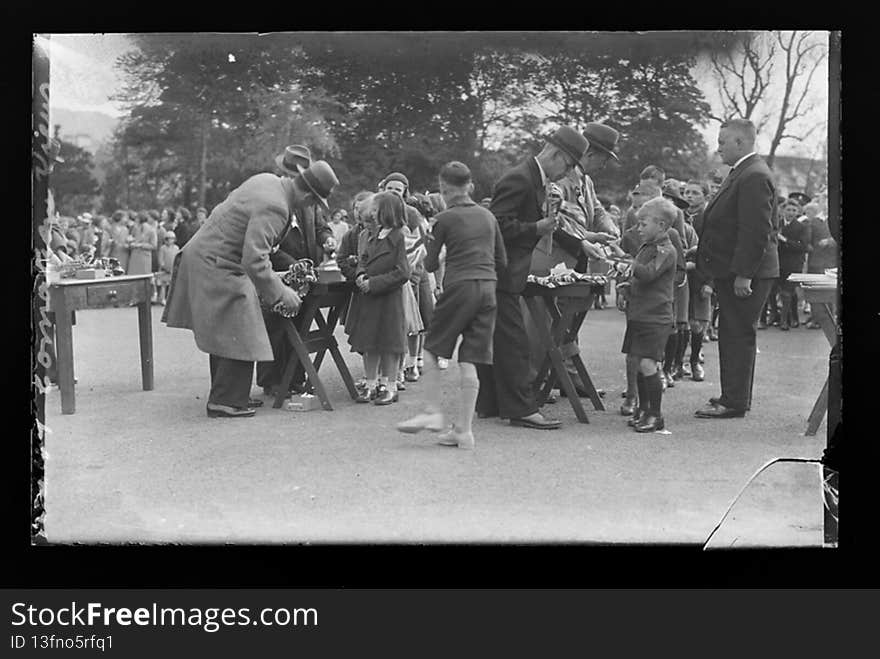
[156,230,179,306]
[163,154,340,417]
[127,210,158,278]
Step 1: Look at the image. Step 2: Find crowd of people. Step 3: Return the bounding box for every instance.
[42,121,836,448]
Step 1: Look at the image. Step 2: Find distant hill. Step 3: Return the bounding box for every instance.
[50,108,119,154]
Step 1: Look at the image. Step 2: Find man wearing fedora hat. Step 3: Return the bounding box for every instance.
[475,125,587,430]
[256,146,338,398]
[164,150,339,417]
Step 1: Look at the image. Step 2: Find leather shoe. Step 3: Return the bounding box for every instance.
[248,398,264,408]
[690,362,705,381]
[206,403,256,418]
[620,398,637,416]
[634,414,665,433]
[509,412,561,430]
[373,384,398,405]
[694,402,746,418]
[628,409,646,427]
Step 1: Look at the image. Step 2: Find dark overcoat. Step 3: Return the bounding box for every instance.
[489,159,546,294]
[163,173,296,362]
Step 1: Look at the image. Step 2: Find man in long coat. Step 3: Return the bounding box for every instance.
[694,119,778,419]
[164,153,339,417]
[475,126,588,430]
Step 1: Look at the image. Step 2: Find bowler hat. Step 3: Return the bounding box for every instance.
[299,160,339,210]
[545,126,588,173]
[788,191,812,206]
[275,145,312,176]
[582,122,620,162]
[661,181,689,210]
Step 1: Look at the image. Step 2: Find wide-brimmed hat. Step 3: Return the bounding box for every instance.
[582,122,620,162]
[788,191,812,206]
[661,181,689,210]
[299,160,339,210]
[546,126,588,173]
[275,145,312,176]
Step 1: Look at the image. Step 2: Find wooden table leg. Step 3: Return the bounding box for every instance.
[525,296,588,423]
[315,301,359,400]
[53,293,76,415]
[806,377,829,436]
[804,301,836,436]
[284,321,333,411]
[274,300,320,409]
[137,294,154,391]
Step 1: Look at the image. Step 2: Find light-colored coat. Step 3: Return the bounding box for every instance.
[164,173,297,362]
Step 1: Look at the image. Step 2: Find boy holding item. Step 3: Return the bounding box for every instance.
[617,197,678,433]
[396,161,507,449]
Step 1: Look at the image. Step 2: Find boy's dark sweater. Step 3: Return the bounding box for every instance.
[626,232,676,326]
[425,199,507,287]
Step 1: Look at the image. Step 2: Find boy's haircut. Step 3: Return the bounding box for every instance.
[640,165,666,184]
[638,197,676,227]
[439,161,472,187]
[685,179,710,196]
[374,191,406,229]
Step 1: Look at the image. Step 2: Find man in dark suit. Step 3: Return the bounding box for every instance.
[476,126,588,430]
[255,146,336,398]
[694,119,779,419]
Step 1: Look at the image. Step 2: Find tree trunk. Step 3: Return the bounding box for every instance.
[198,117,209,208]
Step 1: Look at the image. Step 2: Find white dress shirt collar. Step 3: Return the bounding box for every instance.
[732,151,757,171]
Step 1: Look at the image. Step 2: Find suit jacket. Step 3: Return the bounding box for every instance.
[165,173,303,362]
[489,158,546,293]
[559,170,618,236]
[269,204,331,270]
[696,154,779,284]
[778,218,812,277]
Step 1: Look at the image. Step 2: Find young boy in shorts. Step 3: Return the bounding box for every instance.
[396,161,507,449]
[617,197,677,433]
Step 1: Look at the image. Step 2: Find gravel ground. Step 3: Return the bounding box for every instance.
[42,300,830,546]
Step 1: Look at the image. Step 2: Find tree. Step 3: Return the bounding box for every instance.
[765,31,828,169]
[49,125,100,215]
[705,30,828,168]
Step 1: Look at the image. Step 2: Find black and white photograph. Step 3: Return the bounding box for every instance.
[31,31,839,548]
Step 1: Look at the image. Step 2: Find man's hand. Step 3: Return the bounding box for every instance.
[279,288,302,316]
[587,231,617,245]
[535,215,560,236]
[778,234,788,242]
[733,275,752,297]
[581,240,604,260]
[356,275,370,293]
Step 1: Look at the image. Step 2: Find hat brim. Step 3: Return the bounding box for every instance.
[547,135,588,173]
[300,172,330,210]
[275,154,306,176]
[587,140,619,162]
[663,193,689,210]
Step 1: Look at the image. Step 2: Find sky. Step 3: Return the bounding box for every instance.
[40,32,830,159]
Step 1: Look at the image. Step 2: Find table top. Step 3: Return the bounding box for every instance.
[787,273,837,290]
[49,273,155,287]
[523,281,600,298]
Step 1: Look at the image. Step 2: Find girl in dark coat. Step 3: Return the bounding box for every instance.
[348,192,411,405]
